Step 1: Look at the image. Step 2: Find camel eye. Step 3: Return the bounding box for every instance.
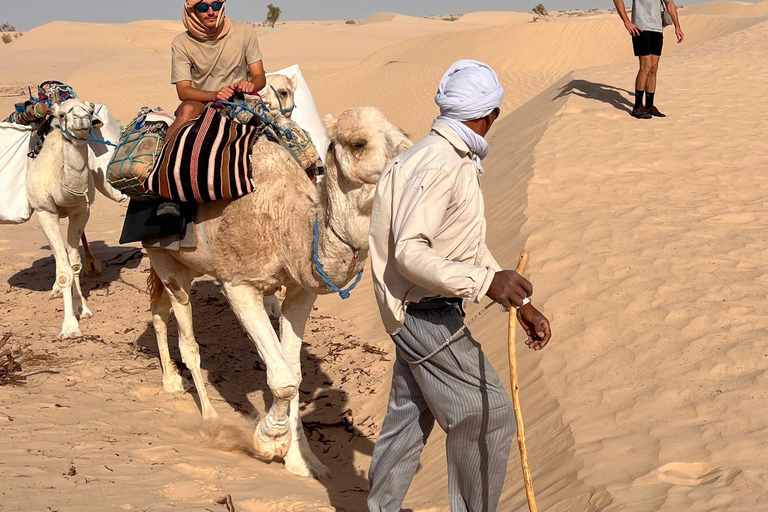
[352,141,366,150]
[280,91,288,98]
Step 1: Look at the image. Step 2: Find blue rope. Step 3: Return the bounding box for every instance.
[268,84,296,116]
[55,105,117,147]
[215,100,293,140]
[312,217,363,300]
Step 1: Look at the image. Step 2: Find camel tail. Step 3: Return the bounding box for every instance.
[148,267,165,306]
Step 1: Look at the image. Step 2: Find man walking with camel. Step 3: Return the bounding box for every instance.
[367,60,552,512]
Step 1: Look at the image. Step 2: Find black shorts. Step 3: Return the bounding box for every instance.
[632,30,664,56]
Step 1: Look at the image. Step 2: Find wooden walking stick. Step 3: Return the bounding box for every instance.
[508,250,538,512]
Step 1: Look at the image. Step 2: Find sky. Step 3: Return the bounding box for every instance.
[0,0,679,31]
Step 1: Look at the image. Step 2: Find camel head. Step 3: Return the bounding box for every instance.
[51,98,100,146]
[261,74,297,118]
[323,107,412,205]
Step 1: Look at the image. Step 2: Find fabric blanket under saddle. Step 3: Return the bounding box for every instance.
[144,106,260,202]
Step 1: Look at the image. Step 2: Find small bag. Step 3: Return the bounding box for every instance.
[661,1,673,27]
[107,109,171,200]
[144,106,259,202]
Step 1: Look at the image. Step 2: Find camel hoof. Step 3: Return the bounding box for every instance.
[253,418,292,461]
[84,259,102,277]
[162,373,191,394]
[58,325,83,340]
[77,306,93,320]
[284,452,330,479]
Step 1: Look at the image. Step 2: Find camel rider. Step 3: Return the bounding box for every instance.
[166,0,266,142]
[157,0,266,216]
[367,60,552,512]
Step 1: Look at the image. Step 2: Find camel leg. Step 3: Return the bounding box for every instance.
[161,267,218,422]
[222,281,297,461]
[35,210,81,339]
[279,286,330,479]
[151,284,191,394]
[64,211,92,320]
[81,233,102,277]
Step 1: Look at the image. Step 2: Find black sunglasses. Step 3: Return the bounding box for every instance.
[195,1,224,13]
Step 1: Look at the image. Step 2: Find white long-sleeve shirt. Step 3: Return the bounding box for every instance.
[369,120,500,335]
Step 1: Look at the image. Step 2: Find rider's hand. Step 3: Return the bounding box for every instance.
[625,20,642,36]
[217,85,235,101]
[486,270,533,309]
[234,80,256,94]
[675,27,684,43]
[517,304,551,351]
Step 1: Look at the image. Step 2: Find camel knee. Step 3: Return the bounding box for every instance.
[57,269,74,288]
[179,338,201,368]
[271,384,298,401]
[71,262,82,274]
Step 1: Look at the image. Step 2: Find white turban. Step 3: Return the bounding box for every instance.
[434,60,504,174]
[435,60,504,121]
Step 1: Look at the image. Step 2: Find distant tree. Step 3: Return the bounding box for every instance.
[266,4,281,28]
[2,34,12,44]
[1,22,17,32]
[345,19,356,25]
[532,4,552,21]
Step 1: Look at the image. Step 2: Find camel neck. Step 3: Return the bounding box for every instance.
[314,161,371,288]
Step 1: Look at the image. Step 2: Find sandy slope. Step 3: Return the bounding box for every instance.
[2,3,768,511]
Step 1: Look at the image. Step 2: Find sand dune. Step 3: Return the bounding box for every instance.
[683,0,768,16]
[1,3,767,511]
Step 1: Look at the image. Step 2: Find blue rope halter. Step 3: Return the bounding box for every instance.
[215,100,294,141]
[55,105,117,147]
[268,84,296,116]
[312,216,364,300]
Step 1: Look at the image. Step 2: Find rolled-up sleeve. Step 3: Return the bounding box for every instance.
[392,167,495,303]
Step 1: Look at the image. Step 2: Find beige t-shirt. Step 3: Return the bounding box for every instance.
[171,20,263,92]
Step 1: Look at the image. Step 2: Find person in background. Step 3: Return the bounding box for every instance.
[613,0,684,118]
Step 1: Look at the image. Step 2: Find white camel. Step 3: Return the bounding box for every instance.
[146,107,411,478]
[26,98,102,339]
[260,74,297,118]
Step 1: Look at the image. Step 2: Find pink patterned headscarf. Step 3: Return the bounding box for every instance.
[183,0,231,41]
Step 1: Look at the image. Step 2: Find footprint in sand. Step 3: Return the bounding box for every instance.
[654,462,741,487]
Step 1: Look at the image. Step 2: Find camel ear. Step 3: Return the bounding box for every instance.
[323,114,338,141]
[50,103,62,118]
[289,76,298,92]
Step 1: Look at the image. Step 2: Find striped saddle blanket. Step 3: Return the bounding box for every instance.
[144,107,260,202]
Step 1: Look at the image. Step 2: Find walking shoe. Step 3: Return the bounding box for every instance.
[648,106,666,118]
[156,202,181,218]
[631,105,652,119]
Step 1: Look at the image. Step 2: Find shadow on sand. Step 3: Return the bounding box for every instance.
[134,278,375,511]
[555,79,635,114]
[7,241,143,294]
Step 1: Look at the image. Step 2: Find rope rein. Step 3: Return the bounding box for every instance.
[403,301,498,365]
[312,217,364,300]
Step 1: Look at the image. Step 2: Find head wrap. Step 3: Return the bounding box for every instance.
[435,60,504,174]
[183,0,231,42]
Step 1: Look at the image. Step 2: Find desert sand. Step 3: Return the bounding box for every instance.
[1,2,768,511]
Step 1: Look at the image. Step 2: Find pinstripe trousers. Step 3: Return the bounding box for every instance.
[368,299,515,512]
